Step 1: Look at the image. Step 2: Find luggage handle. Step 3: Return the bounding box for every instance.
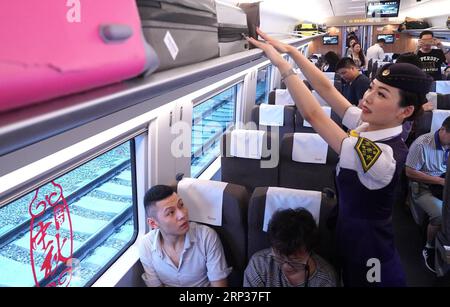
[99,24,133,44]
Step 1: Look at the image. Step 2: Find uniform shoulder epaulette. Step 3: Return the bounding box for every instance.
[348,130,359,137]
[354,137,382,173]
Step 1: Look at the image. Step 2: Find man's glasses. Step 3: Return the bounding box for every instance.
[270,249,309,272]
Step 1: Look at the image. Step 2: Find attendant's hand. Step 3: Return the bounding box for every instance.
[256,28,294,54]
[246,35,287,68]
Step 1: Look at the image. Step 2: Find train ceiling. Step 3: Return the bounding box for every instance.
[228,0,450,23]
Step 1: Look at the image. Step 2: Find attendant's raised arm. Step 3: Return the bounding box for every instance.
[256,28,352,118]
[246,36,348,154]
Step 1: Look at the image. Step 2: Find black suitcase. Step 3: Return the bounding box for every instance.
[137,0,219,72]
[237,2,260,48]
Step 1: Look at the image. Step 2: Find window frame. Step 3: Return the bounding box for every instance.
[190,80,243,178]
[255,64,273,105]
[0,128,147,287]
[0,137,141,287]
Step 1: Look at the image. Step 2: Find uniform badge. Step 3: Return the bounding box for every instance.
[354,137,382,173]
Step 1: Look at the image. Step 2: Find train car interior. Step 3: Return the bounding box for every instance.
[1,0,450,287]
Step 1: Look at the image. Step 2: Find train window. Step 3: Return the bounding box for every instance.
[0,141,137,287]
[256,65,273,105]
[191,84,239,178]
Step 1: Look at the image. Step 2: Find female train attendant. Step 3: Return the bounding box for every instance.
[247,29,433,286]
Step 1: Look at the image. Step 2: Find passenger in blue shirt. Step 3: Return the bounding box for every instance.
[336,57,371,106]
[248,29,433,287]
[405,116,450,273]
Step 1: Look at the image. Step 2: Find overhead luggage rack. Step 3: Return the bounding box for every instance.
[399,27,450,41]
[0,35,320,173]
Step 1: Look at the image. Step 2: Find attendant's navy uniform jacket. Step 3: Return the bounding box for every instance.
[336,106,408,287]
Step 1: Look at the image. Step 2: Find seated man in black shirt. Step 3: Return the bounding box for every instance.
[416,30,450,81]
[336,57,370,106]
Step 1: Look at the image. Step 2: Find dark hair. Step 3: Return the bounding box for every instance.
[442,116,450,132]
[268,208,319,256]
[324,51,340,68]
[399,89,426,122]
[347,35,358,47]
[336,57,357,71]
[352,43,365,67]
[395,52,422,69]
[144,185,174,217]
[377,38,386,44]
[419,30,434,38]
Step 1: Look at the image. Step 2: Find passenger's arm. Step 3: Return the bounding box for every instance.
[247,36,348,154]
[138,238,165,287]
[204,226,232,287]
[210,279,228,287]
[405,166,445,186]
[256,29,353,118]
[141,263,164,287]
[243,256,265,287]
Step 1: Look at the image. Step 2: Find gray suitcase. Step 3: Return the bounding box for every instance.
[137,0,219,72]
[216,1,249,57]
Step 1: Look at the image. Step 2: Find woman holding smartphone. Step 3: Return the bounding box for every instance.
[247,28,433,286]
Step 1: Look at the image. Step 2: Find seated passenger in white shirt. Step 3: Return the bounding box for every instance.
[138,185,231,287]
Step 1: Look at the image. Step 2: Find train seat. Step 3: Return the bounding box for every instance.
[415,92,450,113]
[221,130,279,192]
[279,133,338,192]
[434,157,450,277]
[247,186,337,264]
[294,107,340,133]
[409,109,450,143]
[250,104,295,147]
[437,94,450,110]
[269,88,330,107]
[270,89,295,106]
[176,177,249,286]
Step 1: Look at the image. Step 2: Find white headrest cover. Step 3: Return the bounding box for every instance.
[259,104,285,126]
[275,89,295,106]
[431,110,450,132]
[230,129,265,159]
[178,178,227,226]
[263,187,321,231]
[292,133,328,164]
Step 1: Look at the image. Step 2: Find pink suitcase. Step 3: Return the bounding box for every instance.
[0,1,159,113]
